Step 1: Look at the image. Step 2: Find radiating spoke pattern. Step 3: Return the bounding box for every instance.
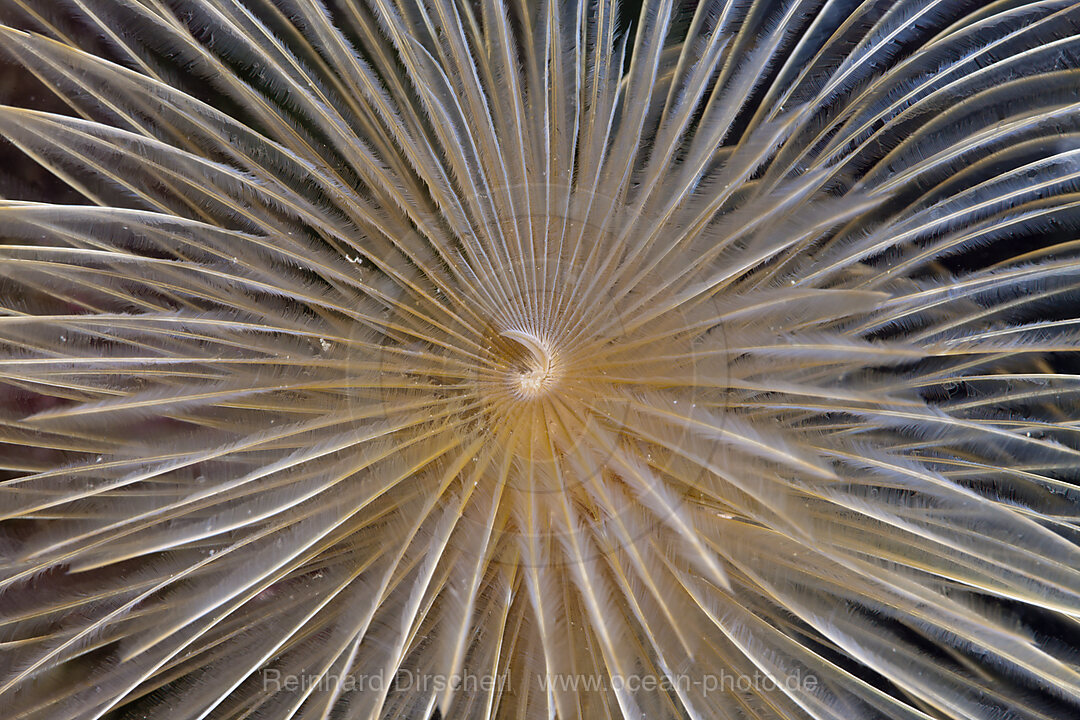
[1,1,1080,718]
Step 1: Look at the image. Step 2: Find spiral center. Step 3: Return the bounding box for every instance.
[501,329,559,398]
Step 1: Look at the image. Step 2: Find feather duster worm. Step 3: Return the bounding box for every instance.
[1,1,1080,718]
